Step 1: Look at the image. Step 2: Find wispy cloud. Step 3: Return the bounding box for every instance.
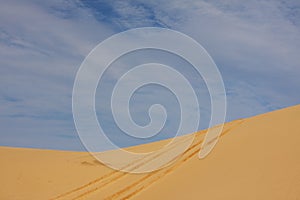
[0,0,299,150]
[0,0,114,150]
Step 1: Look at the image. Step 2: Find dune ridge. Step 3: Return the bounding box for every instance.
[1,105,300,199]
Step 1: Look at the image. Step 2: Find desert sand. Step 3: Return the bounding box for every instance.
[1,104,300,200]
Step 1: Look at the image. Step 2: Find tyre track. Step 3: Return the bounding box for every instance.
[71,132,202,200]
[50,131,204,200]
[104,119,245,200]
[51,119,244,200]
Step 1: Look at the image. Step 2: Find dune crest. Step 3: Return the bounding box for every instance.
[1,105,300,199]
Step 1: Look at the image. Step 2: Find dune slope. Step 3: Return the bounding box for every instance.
[0,105,300,200]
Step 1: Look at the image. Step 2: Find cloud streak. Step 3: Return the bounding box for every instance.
[0,0,299,150]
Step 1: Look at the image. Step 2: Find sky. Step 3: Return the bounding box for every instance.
[0,0,300,151]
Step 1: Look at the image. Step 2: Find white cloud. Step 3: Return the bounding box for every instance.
[0,0,115,150]
[1,0,299,150]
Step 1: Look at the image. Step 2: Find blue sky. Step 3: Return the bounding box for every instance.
[0,0,300,151]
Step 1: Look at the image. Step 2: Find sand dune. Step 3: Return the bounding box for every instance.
[1,105,300,199]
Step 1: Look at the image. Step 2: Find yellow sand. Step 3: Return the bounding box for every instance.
[1,105,300,200]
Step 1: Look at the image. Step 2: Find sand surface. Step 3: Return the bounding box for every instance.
[1,105,300,199]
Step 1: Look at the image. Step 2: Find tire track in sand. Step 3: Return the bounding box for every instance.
[51,119,244,200]
[104,119,245,200]
[50,130,205,200]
